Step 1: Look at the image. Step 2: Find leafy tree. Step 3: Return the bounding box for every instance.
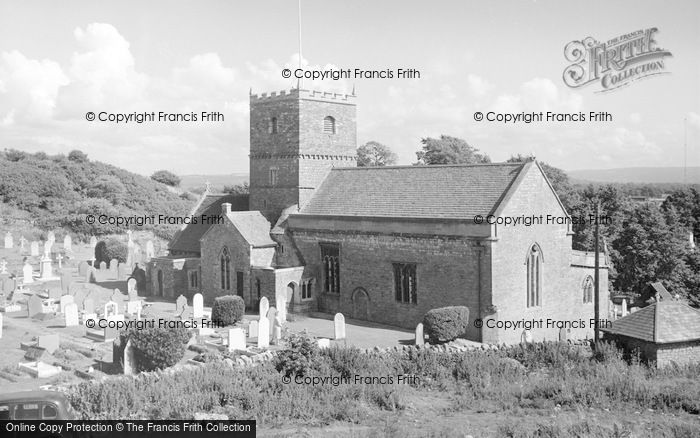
[95,238,128,265]
[357,141,397,167]
[661,187,700,239]
[415,135,490,165]
[4,149,27,162]
[223,182,250,195]
[68,150,88,163]
[151,170,181,187]
[87,175,126,205]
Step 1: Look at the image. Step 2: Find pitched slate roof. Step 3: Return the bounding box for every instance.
[299,162,528,219]
[602,301,700,343]
[169,194,248,255]
[225,211,276,248]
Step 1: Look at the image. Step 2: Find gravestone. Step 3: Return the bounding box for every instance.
[621,298,628,317]
[266,307,277,335]
[334,313,346,340]
[89,236,97,248]
[192,293,203,318]
[127,285,138,301]
[127,277,137,297]
[83,298,95,314]
[521,329,533,344]
[104,301,118,318]
[257,316,269,348]
[145,240,154,260]
[78,261,88,277]
[275,291,287,324]
[23,262,33,284]
[259,297,269,319]
[248,320,258,338]
[415,323,424,346]
[109,259,118,278]
[60,270,72,294]
[37,334,59,354]
[30,241,39,257]
[27,295,43,317]
[63,235,72,253]
[59,295,74,313]
[86,267,97,283]
[175,295,187,315]
[47,231,55,244]
[111,289,123,304]
[271,316,283,345]
[123,340,135,375]
[0,259,7,275]
[99,261,107,271]
[228,328,246,351]
[126,300,142,315]
[64,303,79,327]
[317,338,330,349]
[19,236,27,250]
[4,232,12,249]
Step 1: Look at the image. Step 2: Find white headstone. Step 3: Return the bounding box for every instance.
[521,329,533,344]
[272,315,283,345]
[4,232,12,249]
[89,236,97,248]
[123,340,135,375]
[126,300,142,315]
[104,301,118,318]
[248,320,258,338]
[63,234,72,253]
[64,303,79,327]
[415,323,425,346]
[23,262,33,283]
[59,295,74,313]
[193,293,203,318]
[259,296,269,319]
[40,256,53,279]
[334,313,346,340]
[228,328,246,351]
[257,316,270,348]
[127,278,137,296]
[275,290,287,324]
[621,298,628,317]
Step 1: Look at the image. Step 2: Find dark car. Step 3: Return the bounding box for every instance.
[0,391,75,420]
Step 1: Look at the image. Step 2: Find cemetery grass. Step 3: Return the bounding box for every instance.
[68,341,700,437]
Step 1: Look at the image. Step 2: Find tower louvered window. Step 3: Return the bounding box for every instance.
[323,116,336,134]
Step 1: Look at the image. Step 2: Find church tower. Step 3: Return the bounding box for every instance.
[249,88,357,222]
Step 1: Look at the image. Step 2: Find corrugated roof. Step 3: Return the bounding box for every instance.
[169,194,248,255]
[226,211,276,247]
[299,162,527,219]
[602,300,700,343]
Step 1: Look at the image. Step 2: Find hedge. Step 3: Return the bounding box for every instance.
[211,295,245,326]
[423,306,470,343]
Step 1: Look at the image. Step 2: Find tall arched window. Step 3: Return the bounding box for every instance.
[323,116,336,134]
[220,247,231,290]
[526,244,542,307]
[582,276,593,304]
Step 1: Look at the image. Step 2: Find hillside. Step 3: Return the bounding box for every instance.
[568,166,700,184]
[0,149,195,240]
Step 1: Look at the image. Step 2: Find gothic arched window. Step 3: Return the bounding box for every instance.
[582,276,593,304]
[526,244,542,307]
[220,247,231,290]
[323,116,336,134]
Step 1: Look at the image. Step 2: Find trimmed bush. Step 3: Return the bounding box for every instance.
[423,306,470,343]
[211,295,245,326]
[94,238,127,265]
[120,325,191,372]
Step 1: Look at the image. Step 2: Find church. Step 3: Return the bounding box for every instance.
[147,87,608,344]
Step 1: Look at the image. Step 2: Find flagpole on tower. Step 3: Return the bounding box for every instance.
[297,0,303,90]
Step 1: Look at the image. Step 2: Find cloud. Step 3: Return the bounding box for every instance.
[466,74,493,97]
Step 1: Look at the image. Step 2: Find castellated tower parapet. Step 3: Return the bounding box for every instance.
[249,88,357,222]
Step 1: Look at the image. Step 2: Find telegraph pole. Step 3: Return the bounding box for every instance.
[594,201,601,345]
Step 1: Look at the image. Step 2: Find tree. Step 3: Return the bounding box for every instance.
[87,175,126,205]
[223,182,250,195]
[661,187,700,239]
[415,135,490,165]
[151,170,181,187]
[357,141,397,167]
[68,150,88,163]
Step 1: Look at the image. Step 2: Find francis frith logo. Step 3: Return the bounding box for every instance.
[563,28,672,92]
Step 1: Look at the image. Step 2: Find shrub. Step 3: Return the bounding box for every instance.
[151,170,181,187]
[94,238,127,265]
[121,325,191,372]
[274,332,321,377]
[422,306,470,343]
[68,150,88,163]
[211,295,245,326]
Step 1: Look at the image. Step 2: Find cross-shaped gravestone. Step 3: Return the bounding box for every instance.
[56,254,63,269]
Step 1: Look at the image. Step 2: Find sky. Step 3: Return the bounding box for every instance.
[0,0,698,176]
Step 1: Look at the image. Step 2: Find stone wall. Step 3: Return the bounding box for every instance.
[146,257,200,300]
[200,218,251,306]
